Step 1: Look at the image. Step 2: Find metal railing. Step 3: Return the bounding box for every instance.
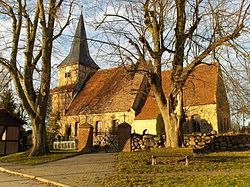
[53,141,76,150]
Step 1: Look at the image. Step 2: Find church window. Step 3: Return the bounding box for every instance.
[95,121,102,135]
[111,120,119,135]
[65,72,71,78]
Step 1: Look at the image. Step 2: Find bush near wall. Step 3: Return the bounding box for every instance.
[184,133,250,151]
[156,114,165,136]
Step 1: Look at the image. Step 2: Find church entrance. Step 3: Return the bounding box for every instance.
[93,120,119,152]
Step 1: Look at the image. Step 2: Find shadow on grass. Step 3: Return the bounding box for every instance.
[0,150,81,165]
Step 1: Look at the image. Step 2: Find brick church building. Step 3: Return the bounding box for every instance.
[51,14,231,141]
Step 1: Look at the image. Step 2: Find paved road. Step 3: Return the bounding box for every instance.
[1,153,117,187]
[0,172,50,187]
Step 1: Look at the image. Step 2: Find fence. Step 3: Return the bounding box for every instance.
[53,141,76,150]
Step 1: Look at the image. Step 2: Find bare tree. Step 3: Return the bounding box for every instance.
[0,66,11,92]
[91,0,250,147]
[225,62,250,129]
[225,57,250,115]
[0,0,74,156]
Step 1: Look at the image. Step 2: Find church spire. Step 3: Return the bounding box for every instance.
[59,13,99,70]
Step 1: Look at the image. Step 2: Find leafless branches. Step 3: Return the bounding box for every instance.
[88,0,249,146]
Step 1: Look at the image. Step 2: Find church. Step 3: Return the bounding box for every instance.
[50,14,231,141]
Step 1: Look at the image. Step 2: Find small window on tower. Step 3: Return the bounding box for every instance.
[65,72,71,78]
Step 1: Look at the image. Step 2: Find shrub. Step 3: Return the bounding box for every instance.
[47,112,61,149]
[156,114,165,136]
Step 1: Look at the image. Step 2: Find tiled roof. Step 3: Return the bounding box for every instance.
[135,63,218,120]
[66,66,145,116]
[0,108,24,124]
[51,84,76,93]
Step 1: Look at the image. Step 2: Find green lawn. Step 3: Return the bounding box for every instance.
[0,150,79,165]
[103,148,250,187]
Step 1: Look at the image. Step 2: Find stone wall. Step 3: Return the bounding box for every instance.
[131,134,165,152]
[132,133,250,152]
[184,133,250,151]
[61,110,136,138]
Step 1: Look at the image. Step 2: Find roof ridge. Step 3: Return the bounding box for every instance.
[97,65,131,72]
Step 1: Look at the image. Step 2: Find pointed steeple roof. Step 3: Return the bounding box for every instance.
[58,14,99,69]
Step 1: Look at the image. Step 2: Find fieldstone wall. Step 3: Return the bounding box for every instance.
[132,133,250,152]
[184,133,250,151]
[131,134,165,151]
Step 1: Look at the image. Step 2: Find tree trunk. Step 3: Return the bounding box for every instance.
[166,90,184,148]
[153,83,184,148]
[29,117,50,156]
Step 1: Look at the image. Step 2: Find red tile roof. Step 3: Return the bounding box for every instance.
[135,63,218,120]
[66,66,145,116]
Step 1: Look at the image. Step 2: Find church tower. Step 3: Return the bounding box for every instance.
[51,13,99,116]
[58,13,99,87]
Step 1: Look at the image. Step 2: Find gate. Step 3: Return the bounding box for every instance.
[93,132,119,152]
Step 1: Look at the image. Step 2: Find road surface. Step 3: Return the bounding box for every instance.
[0,172,50,187]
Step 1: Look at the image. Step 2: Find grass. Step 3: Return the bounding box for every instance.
[0,150,79,165]
[103,148,250,187]
[103,174,250,187]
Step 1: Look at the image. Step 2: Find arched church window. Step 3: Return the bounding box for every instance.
[95,121,102,135]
